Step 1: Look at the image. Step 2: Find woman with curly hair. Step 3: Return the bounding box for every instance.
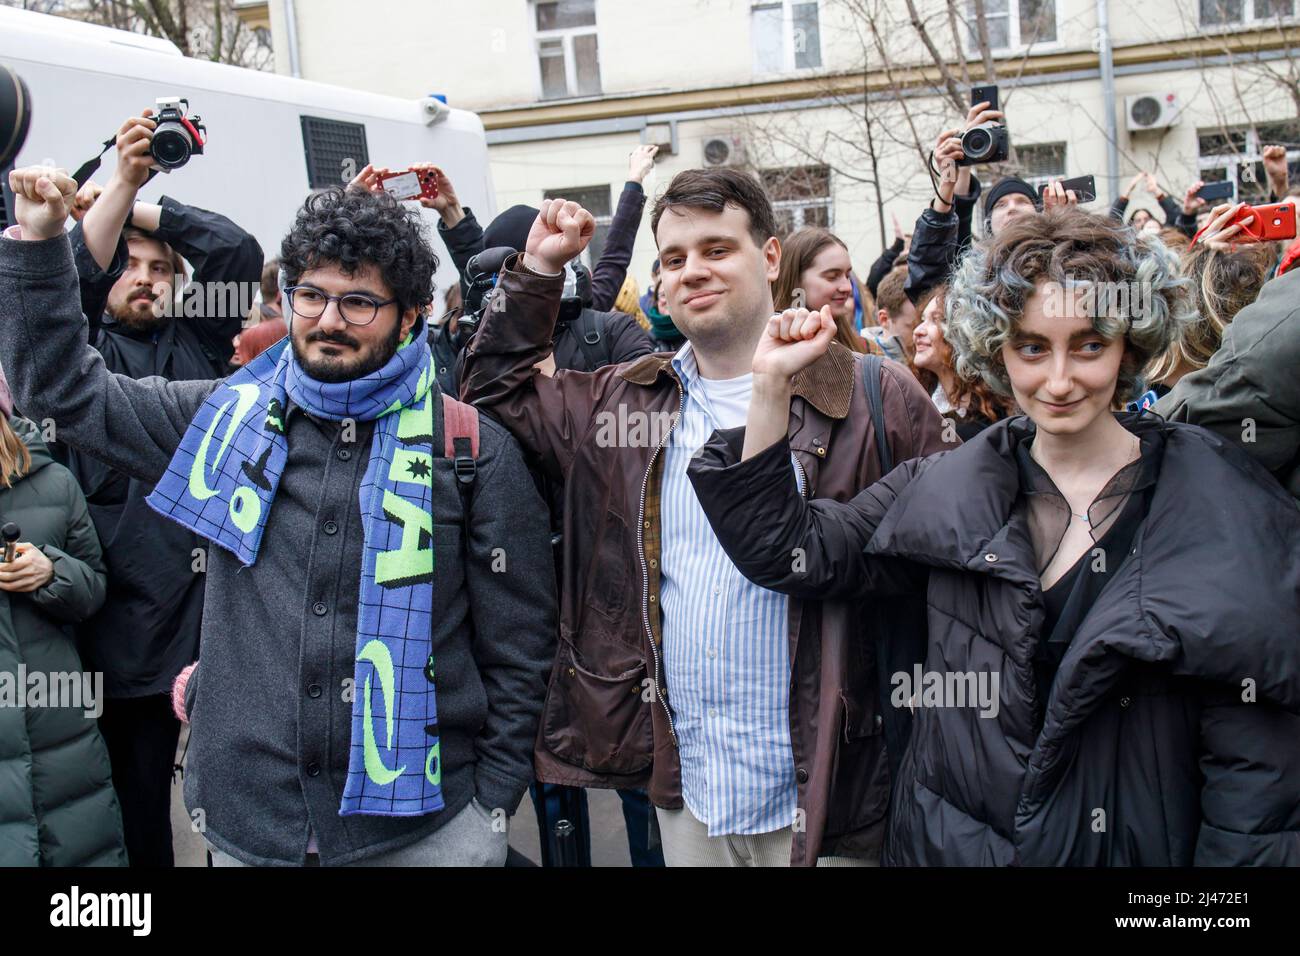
[911,285,1016,440]
[686,208,1300,866]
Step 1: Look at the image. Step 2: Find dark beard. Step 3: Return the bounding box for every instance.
[291,320,405,383]
[106,295,168,332]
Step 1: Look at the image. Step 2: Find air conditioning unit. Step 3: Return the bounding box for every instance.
[702,135,746,167]
[1125,92,1179,132]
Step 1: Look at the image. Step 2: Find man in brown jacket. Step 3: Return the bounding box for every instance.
[462,168,953,866]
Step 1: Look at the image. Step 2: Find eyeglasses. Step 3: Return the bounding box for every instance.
[284,285,398,327]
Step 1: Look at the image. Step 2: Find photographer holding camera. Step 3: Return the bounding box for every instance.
[57,105,263,868]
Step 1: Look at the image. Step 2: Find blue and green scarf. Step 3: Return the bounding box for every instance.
[147,322,445,817]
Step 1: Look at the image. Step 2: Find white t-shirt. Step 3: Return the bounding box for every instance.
[692,371,754,429]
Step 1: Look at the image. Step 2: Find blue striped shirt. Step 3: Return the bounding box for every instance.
[659,343,800,836]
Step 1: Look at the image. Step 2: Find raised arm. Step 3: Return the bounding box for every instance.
[1,166,220,485]
[686,304,927,600]
[460,199,626,480]
[589,145,657,311]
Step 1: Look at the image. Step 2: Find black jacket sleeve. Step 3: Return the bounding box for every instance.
[464,416,557,814]
[152,195,263,366]
[590,182,646,312]
[687,427,928,600]
[1108,195,1130,221]
[437,207,486,290]
[67,222,127,346]
[904,206,957,306]
[1158,194,1182,225]
[953,176,982,259]
[866,237,905,298]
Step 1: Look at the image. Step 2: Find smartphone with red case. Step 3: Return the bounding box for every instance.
[376,167,439,202]
[1230,201,1296,242]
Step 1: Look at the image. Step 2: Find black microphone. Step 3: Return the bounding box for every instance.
[1,522,20,563]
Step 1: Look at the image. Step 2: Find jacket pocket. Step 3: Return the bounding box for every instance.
[540,639,653,776]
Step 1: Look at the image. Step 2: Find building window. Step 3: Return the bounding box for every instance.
[534,0,601,100]
[761,165,832,235]
[1200,0,1294,24]
[543,185,612,263]
[752,1,822,75]
[1013,142,1067,190]
[1198,122,1300,202]
[968,0,1058,52]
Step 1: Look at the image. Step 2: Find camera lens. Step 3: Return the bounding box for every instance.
[151,124,192,169]
[1,64,32,170]
[963,126,992,161]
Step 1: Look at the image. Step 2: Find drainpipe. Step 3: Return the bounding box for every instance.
[1096,0,1120,205]
[283,0,301,78]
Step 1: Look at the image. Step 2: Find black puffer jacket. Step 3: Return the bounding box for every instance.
[689,414,1300,865]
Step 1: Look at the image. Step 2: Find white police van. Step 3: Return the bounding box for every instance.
[0,5,495,299]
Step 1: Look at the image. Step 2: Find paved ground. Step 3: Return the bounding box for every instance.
[170,726,632,866]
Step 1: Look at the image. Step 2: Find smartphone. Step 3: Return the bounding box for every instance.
[1040,174,1097,204]
[377,168,439,202]
[1230,201,1296,242]
[1196,180,1235,203]
[971,84,999,112]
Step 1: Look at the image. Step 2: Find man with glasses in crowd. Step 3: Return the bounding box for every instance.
[0,166,556,866]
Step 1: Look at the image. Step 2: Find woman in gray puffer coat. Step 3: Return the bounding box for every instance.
[0,383,126,866]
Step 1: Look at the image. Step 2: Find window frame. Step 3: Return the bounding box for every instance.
[751,0,824,76]
[966,0,1062,56]
[1198,0,1297,28]
[1013,141,1068,191]
[1197,122,1300,203]
[532,0,603,101]
[543,183,613,265]
[761,164,834,235]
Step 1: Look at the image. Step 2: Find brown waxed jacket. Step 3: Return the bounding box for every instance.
[461,255,956,865]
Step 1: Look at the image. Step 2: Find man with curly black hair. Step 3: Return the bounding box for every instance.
[0,166,557,867]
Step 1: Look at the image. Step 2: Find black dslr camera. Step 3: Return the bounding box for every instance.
[151,97,206,171]
[958,84,1009,167]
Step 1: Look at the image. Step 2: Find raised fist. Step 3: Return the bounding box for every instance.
[751,305,837,380]
[8,165,78,241]
[522,197,596,275]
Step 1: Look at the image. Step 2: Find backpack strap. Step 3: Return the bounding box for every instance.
[860,353,894,476]
[439,392,480,486]
[576,308,606,371]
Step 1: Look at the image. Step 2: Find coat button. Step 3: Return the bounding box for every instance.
[308,683,322,699]
[643,520,651,530]
[796,767,809,784]
[323,520,338,536]
[1119,696,1131,708]
[337,448,352,461]
[307,762,321,777]
[984,552,998,563]
[873,713,883,730]
[312,602,328,616]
